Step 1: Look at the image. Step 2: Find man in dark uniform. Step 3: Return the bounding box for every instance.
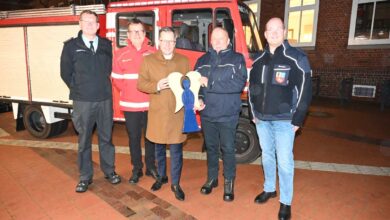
[60,10,121,193]
[195,27,247,202]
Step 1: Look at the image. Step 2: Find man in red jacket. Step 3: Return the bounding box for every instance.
[112,18,158,184]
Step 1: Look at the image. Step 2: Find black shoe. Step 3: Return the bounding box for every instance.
[75,179,93,193]
[145,168,159,180]
[223,179,234,202]
[160,176,168,184]
[150,176,168,191]
[105,171,121,184]
[128,170,143,184]
[254,191,277,204]
[200,179,218,195]
[278,203,291,220]
[171,184,185,201]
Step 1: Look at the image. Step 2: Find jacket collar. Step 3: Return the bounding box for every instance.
[264,40,291,55]
[76,30,100,49]
[155,49,178,61]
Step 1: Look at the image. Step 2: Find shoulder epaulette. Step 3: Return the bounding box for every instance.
[63,37,74,44]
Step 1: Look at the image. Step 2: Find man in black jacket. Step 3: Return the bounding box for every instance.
[248,18,312,220]
[60,10,121,193]
[195,27,247,202]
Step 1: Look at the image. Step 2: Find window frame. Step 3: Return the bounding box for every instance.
[284,0,320,48]
[348,0,390,47]
[244,0,261,27]
[115,10,157,48]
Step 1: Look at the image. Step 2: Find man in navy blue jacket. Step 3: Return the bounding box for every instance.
[248,18,312,220]
[195,27,247,202]
[60,10,121,193]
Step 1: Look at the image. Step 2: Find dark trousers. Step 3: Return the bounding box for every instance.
[201,118,238,181]
[155,143,183,185]
[124,111,155,172]
[72,99,115,181]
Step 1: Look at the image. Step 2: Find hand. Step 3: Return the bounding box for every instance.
[194,99,206,111]
[157,78,169,90]
[293,126,299,132]
[252,117,259,124]
[200,76,208,87]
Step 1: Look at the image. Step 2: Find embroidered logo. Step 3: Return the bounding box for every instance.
[275,71,286,84]
[272,64,290,86]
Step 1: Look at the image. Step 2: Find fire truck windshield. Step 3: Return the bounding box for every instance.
[238,3,263,58]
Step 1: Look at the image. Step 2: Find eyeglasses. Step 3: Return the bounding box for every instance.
[159,39,176,44]
[128,30,145,35]
[80,20,98,25]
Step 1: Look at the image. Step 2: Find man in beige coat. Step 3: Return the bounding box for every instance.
[138,27,190,201]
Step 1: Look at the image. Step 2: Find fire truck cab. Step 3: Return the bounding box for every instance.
[0,0,263,163]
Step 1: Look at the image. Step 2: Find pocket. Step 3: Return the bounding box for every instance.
[272,64,290,86]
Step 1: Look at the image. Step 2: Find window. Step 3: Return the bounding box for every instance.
[284,0,319,47]
[245,0,261,27]
[116,11,155,48]
[172,9,212,52]
[348,0,390,46]
[239,2,263,58]
[216,8,235,49]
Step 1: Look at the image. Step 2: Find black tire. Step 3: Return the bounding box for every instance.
[234,118,261,164]
[23,105,67,138]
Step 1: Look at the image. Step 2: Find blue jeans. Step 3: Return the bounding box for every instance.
[155,143,183,185]
[201,119,238,181]
[256,120,295,205]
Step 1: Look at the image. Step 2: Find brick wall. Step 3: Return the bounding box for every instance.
[259,0,390,101]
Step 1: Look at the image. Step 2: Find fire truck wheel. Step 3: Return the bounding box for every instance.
[23,105,67,138]
[234,118,261,164]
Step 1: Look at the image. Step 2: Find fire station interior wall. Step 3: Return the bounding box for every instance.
[0,27,29,101]
[27,24,79,104]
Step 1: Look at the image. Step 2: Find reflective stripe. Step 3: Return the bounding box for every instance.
[111,72,139,79]
[196,65,210,70]
[282,43,306,110]
[119,101,149,108]
[218,64,235,67]
[261,66,265,84]
[252,51,266,64]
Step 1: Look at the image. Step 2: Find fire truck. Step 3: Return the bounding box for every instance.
[0,0,263,163]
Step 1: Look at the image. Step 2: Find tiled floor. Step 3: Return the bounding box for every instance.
[0,98,389,219]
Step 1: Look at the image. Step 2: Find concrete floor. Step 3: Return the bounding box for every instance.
[0,98,389,220]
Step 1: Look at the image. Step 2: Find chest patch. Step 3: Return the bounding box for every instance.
[272,65,290,86]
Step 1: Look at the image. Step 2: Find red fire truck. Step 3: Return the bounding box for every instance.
[0,0,262,163]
